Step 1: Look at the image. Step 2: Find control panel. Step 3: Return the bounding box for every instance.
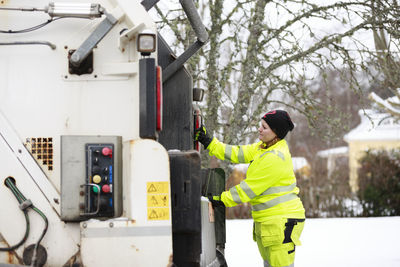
[84,144,115,218]
[60,136,122,222]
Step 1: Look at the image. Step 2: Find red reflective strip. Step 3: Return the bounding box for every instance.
[194,109,200,151]
[156,66,163,131]
[195,111,200,129]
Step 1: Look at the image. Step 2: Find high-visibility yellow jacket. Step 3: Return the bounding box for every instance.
[207,138,305,222]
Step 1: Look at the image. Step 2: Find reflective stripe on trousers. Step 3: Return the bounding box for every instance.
[264,260,294,267]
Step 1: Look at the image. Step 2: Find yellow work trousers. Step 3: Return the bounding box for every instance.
[254,217,305,267]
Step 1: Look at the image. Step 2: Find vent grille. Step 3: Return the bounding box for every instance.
[25,137,54,171]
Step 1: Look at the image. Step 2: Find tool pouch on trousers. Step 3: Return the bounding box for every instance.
[258,217,286,247]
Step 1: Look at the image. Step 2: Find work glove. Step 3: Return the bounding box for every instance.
[207,194,225,208]
[194,125,213,149]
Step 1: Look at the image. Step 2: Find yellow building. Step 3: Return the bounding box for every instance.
[344,109,400,192]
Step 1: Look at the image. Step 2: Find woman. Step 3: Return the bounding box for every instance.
[195,110,305,267]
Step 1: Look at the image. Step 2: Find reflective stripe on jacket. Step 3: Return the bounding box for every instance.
[207,138,305,221]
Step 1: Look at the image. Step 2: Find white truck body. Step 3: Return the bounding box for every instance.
[0,1,222,266]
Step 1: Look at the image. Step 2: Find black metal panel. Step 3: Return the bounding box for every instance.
[140,0,160,11]
[85,143,115,218]
[139,58,157,139]
[157,34,193,151]
[169,150,202,266]
[202,168,226,247]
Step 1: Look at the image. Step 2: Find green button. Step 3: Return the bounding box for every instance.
[92,186,99,193]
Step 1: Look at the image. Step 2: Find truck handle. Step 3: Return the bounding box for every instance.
[141,0,209,82]
[80,183,101,216]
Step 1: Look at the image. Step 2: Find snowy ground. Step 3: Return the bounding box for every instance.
[225,217,400,267]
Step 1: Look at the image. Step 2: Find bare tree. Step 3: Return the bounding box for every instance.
[367,0,400,119]
[153,0,400,144]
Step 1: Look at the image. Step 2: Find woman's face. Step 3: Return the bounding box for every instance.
[258,120,277,143]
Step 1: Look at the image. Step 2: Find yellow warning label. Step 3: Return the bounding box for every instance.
[147,181,170,221]
[147,182,169,194]
[147,195,169,207]
[147,208,170,221]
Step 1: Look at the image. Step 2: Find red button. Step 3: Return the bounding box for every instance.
[102,184,110,193]
[102,147,112,157]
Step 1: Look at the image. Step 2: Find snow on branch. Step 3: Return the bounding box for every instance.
[368,90,400,120]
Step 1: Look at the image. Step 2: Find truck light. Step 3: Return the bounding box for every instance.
[46,2,103,18]
[193,88,205,102]
[137,33,156,56]
[156,66,163,131]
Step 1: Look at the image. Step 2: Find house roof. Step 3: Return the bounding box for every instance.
[344,109,400,142]
[317,146,348,158]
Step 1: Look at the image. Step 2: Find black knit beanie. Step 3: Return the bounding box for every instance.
[261,110,294,139]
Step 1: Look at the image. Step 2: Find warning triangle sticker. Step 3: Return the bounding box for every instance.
[149,209,158,219]
[148,184,157,193]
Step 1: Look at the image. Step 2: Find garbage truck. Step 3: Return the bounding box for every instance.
[0,0,227,266]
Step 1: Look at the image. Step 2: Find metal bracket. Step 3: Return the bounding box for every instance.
[118,23,146,51]
[69,12,118,67]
